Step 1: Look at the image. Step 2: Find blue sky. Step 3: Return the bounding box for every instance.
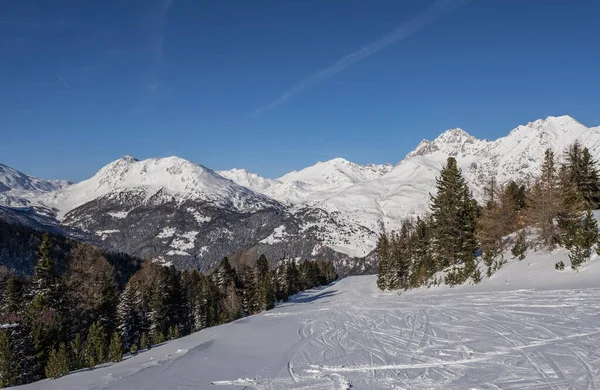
[1,0,599,181]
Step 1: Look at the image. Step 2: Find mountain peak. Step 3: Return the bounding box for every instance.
[435,127,474,143]
[120,155,139,163]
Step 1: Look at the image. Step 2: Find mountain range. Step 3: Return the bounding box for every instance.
[2,115,599,275]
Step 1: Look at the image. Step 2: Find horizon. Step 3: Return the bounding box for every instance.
[1,1,599,181]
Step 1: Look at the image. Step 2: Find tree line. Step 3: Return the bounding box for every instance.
[377,140,600,290]
[0,238,336,387]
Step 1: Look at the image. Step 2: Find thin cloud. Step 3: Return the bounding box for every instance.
[251,0,470,116]
[57,76,69,88]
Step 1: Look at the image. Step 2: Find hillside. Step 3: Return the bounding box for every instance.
[16,247,600,390]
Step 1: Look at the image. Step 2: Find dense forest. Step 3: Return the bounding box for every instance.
[377,141,600,290]
[0,237,336,388]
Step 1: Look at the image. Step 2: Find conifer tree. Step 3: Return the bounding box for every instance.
[579,147,600,208]
[376,233,391,290]
[97,275,119,339]
[117,282,141,351]
[69,333,83,371]
[569,210,598,269]
[140,333,149,350]
[430,157,477,269]
[108,332,123,363]
[408,217,434,288]
[505,180,527,212]
[84,321,105,368]
[0,278,24,324]
[28,234,65,380]
[0,330,16,388]
[45,343,68,379]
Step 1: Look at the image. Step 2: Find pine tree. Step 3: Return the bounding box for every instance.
[117,282,141,351]
[140,333,149,350]
[408,217,434,288]
[0,278,24,324]
[505,180,527,212]
[569,210,598,269]
[97,275,119,339]
[148,276,167,343]
[69,333,83,371]
[564,142,600,209]
[376,233,391,290]
[0,330,16,388]
[84,321,105,368]
[45,343,68,379]
[28,234,65,380]
[430,157,477,269]
[108,332,123,363]
[579,148,600,208]
[526,149,563,248]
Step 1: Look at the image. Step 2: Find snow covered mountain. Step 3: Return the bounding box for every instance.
[293,115,600,254]
[42,155,280,220]
[0,163,70,212]
[219,158,393,205]
[2,115,599,275]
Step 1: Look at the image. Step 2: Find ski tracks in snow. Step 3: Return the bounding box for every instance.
[214,278,600,389]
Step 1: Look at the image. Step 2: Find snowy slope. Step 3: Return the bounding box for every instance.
[19,249,600,390]
[43,156,280,220]
[0,163,70,210]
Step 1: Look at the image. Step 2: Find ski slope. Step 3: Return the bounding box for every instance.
[18,251,600,390]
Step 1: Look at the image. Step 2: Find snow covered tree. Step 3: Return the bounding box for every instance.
[117,282,141,351]
[148,278,167,343]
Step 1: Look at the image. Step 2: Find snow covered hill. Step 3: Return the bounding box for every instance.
[19,248,600,390]
[0,163,70,212]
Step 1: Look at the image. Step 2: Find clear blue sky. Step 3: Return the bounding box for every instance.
[1,0,599,181]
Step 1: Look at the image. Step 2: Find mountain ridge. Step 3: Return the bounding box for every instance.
[1,114,599,274]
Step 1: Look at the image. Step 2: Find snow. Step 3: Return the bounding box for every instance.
[186,207,211,223]
[169,231,198,252]
[95,229,120,240]
[0,163,70,210]
[259,225,287,244]
[107,211,129,219]
[19,249,600,389]
[156,227,176,239]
